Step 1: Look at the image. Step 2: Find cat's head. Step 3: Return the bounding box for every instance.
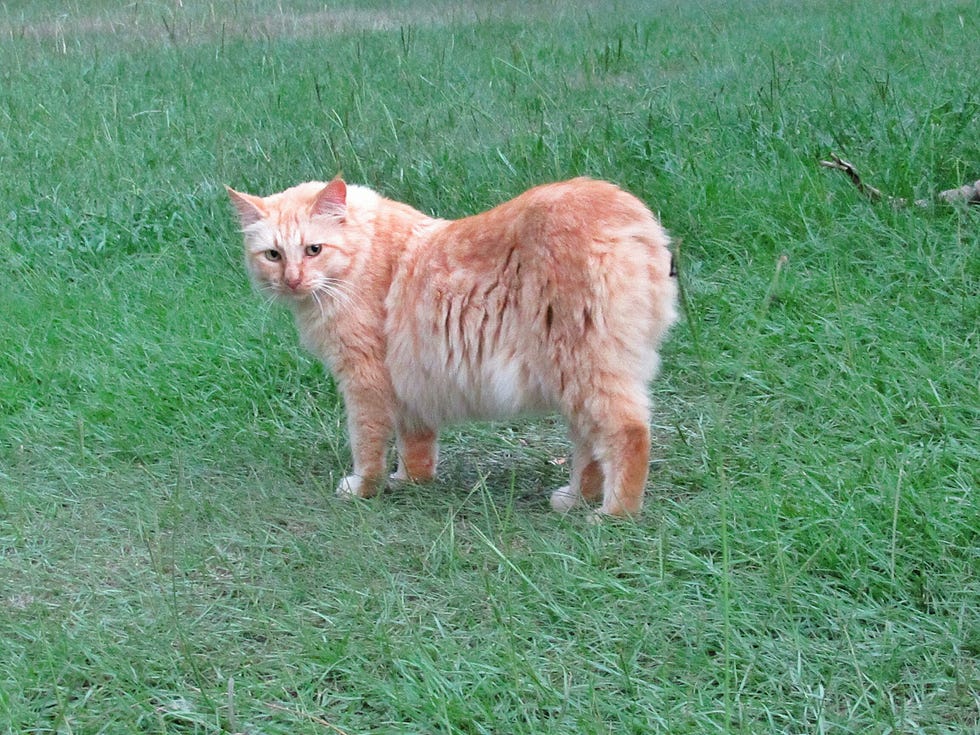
[226,179,352,302]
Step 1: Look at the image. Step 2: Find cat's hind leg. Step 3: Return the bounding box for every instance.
[570,385,652,518]
[596,418,650,517]
[392,419,439,483]
[550,430,605,512]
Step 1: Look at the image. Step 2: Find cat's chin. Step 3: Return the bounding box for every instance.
[253,282,310,302]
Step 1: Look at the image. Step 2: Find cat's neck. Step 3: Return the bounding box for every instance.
[289,186,436,371]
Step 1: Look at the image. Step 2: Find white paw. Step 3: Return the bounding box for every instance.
[549,485,581,513]
[336,474,367,499]
[389,467,409,484]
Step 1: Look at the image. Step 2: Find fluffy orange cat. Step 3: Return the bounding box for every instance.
[227,177,677,517]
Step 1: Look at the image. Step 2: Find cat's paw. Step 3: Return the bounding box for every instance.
[336,474,370,499]
[549,485,581,513]
[588,509,639,525]
[389,464,436,484]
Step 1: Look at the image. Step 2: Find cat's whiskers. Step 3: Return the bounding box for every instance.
[248,282,284,326]
[255,282,281,309]
[311,276,358,312]
[309,287,327,316]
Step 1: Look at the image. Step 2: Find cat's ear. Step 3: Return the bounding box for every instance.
[226,186,267,228]
[312,178,347,219]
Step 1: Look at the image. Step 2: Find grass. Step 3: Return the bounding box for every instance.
[1,0,977,732]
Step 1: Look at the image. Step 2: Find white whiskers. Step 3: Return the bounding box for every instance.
[254,283,281,313]
[252,273,359,321]
[310,276,358,314]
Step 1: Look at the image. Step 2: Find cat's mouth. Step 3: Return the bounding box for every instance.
[274,281,313,299]
[264,275,350,309]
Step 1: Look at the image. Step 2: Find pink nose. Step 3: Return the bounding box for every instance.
[286,276,303,291]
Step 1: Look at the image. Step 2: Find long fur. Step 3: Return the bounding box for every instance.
[227,177,677,517]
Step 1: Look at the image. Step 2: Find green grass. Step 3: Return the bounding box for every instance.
[1,1,978,732]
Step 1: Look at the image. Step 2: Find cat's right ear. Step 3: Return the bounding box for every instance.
[226,186,267,228]
[312,178,347,220]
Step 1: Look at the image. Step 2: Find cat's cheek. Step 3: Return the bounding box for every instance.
[246,261,278,290]
[323,251,354,280]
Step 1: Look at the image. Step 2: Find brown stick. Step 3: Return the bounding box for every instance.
[819,153,980,207]
[938,180,980,205]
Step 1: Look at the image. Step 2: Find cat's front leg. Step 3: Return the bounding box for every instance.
[336,384,394,499]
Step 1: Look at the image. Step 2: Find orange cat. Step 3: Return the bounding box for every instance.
[227,177,677,517]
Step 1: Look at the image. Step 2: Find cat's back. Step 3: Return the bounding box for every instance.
[408,177,670,279]
[457,176,665,250]
[506,176,655,227]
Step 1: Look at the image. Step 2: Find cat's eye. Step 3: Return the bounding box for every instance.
[305,243,323,257]
[264,249,281,262]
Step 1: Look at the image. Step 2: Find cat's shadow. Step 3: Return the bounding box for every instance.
[384,418,570,513]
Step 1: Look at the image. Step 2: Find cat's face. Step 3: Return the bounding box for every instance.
[227,180,351,302]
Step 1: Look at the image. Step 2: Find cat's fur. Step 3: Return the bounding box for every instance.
[227,177,677,517]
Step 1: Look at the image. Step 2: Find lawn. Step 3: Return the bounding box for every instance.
[1,1,977,733]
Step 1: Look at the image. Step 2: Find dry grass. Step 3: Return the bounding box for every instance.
[1,0,605,47]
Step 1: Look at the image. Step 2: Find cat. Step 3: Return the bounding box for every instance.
[227,176,677,517]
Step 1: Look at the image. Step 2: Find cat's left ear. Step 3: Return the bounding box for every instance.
[312,178,347,220]
[226,186,267,228]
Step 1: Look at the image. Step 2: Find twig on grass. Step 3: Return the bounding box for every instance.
[819,153,980,207]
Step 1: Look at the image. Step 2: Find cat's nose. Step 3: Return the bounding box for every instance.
[285,275,303,291]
